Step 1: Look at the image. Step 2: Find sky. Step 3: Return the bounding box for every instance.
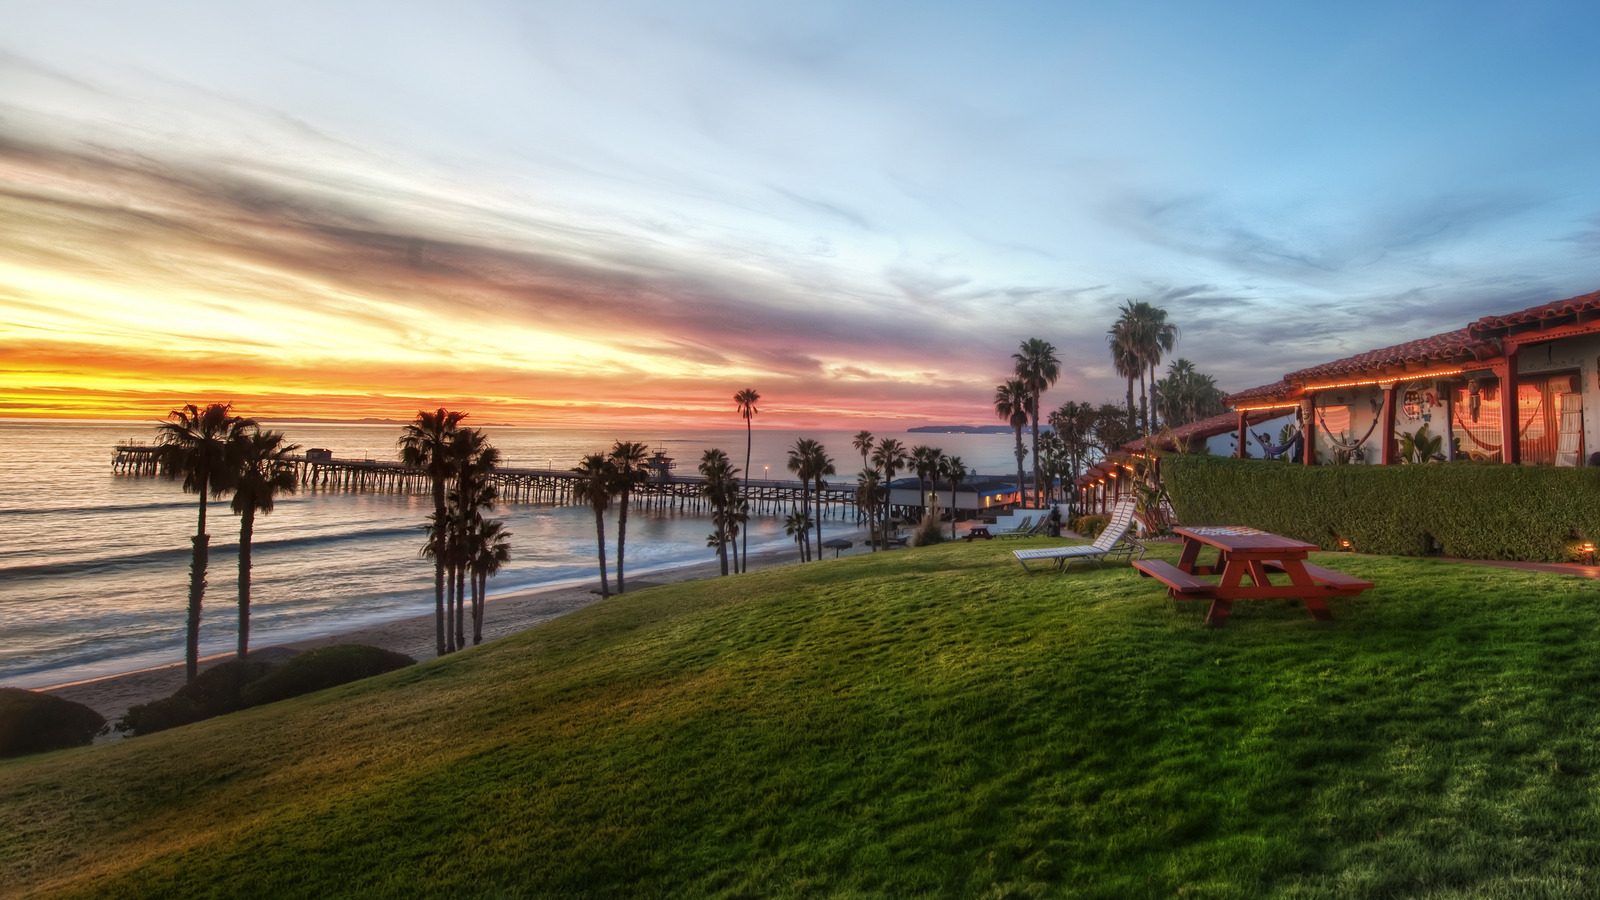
[3,1,1599,428]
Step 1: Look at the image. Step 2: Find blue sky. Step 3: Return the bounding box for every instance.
[2,0,1598,424]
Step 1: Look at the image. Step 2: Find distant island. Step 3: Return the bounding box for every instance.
[906,425,1013,434]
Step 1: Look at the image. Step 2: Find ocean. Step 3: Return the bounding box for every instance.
[0,419,1024,689]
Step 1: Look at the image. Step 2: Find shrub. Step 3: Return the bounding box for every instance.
[0,688,105,758]
[119,657,276,736]
[241,645,415,707]
[910,513,946,547]
[118,695,207,736]
[1072,515,1108,539]
[1162,454,1600,561]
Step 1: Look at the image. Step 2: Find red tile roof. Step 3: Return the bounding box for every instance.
[1222,380,1295,407]
[1281,328,1495,384]
[1468,288,1600,337]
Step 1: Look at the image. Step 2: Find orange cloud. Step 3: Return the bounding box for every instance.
[0,134,1059,429]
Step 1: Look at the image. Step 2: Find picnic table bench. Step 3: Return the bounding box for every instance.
[1131,559,1214,596]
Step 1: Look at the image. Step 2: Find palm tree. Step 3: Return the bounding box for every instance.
[1049,401,1097,514]
[870,438,907,551]
[446,428,499,651]
[1108,304,1142,427]
[156,402,252,681]
[993,379,1032,509]
[787,438,829,562]
[854,468,882,551]
[608,440,651,589]
[467,519,511,645]
[228,427,299,660]
[1130,303,1178,433]
[572,453,618,598]
[941,455,967,539]
[909,445,938,521]
[1012,338,1060,507]
[734,389,760,573]
[1036,431,1064,505]
[783,508,814,562]
[399,408,467,657]
[853,431,875,472]
[805,442,835,559]
[699,449,740,575]
[1110,301,1177,433]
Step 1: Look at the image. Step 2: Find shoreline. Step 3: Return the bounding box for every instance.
[43,530,874,725]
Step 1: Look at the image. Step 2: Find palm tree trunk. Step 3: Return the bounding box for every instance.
[237,509,254,660]
[1126,377,1136,426]
[1140,366,1150,434]
[1030,407,1042,507]
[593,512,611,598]
[473,572,485,645]
[1013,427,1026,511]
[454,564,466,651]
[186,481,209,682]
[743,422,752,574]
[616,489,629,593]
[432,477,446,657]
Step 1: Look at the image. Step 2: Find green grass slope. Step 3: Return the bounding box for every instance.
[5,541,1600,897]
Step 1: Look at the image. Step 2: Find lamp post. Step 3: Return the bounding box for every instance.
[764,465,769,481]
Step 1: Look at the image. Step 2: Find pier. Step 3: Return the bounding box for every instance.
[110,445,875,520]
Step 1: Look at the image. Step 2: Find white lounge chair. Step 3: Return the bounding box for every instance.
[1013,501,1145,572]
[998,515,1049,534]
[993,516,1037,539]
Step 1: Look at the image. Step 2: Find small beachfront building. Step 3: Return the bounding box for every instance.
[1222,289,1600,467]
[887,475,1022,516]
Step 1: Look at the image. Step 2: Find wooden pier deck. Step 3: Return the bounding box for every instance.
[111,444,869,518]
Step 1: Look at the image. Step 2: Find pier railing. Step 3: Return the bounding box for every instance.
[110,445,867,518]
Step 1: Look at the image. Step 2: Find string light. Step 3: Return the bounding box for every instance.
[1233,367,1469,411]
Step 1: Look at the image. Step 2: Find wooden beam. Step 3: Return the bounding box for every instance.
[1380,384,1398,465]
[1500,350,1521,465]
[1301,396,1317,466]
[1442,387,1456,461]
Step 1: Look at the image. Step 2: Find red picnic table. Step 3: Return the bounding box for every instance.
[1132,526,1374,627]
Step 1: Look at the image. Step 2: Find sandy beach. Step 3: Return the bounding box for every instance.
[42,530,880,726]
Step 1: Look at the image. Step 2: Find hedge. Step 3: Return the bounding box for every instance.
[119,646,416,736]
[1161,455,1600,561]
[0,688,105,758]
[240,644,414,708]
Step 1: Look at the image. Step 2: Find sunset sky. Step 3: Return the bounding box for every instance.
[3,1,1600,427]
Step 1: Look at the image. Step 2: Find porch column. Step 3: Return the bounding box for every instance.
[1379,383,1398,465]
[1442,387,1456,461]
[1301,395,1317,466]
[1236,410,1248,458]
[1499,348,1521,465]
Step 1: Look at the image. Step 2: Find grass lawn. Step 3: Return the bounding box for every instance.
[4,539,1600,897]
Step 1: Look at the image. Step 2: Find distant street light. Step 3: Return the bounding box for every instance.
[764,465,769,480]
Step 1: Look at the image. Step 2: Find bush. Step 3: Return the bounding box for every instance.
[1072,515,1108,539]
[119,657,276,736]
[117,695,207,736]
[241,645,415,707]
[1162,454,1600,561]
[0,688,105,758]
[910,513,946,547]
